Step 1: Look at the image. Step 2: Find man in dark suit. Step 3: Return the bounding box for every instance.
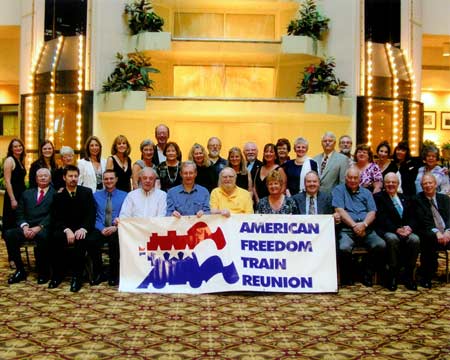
[243,141,263,182]
[152,124,170,166]
[4,168,55,285]
[49,165,96,292]
[313,132,349,194]
[292,171,333,215]
[413,173,450,289]
[207,137,227,175]
[374,172,420,291]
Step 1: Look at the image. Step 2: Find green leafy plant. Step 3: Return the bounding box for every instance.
[102,52,160,93]
[297,57,348,96]
[287,0,330,40]
[440,141,450,150]
[125,0,164,35]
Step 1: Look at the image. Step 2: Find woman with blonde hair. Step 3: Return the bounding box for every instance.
[256,170,298,214]
[78,136,107,192]
[188,143,217,192]
[227,146,252,192]
[106,135,132,192]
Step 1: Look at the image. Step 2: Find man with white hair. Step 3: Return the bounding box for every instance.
[207,137,227,175]
[374,172,420,291]
[313,131,349,194]
[210,167,253,216]
[120,167,167,218]
[4,168,55,285]
[339,135,353,158]
[243,141,262,181]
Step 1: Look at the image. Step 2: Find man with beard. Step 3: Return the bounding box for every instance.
[210,167,253,216]
[153,124,170,165]
[207,137,227,175]
[243,141,263,181]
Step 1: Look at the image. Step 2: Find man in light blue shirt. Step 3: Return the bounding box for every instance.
[91,170,127,286]
[166,161,210,217]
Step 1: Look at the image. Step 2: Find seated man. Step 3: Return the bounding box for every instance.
[50,165,96,292]
[332,166,386,286]
[292,171,334,215]
[413,173,450,289]
[91,170,127,286]
[120,167,166,218]
[166,161,210,217]
[4,168,55,285]
[210,167,253,216]
[374,172,420,291]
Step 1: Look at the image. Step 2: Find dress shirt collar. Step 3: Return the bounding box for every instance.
[179,184,198,194]
[140,187,155,196]
[345,184,360,195]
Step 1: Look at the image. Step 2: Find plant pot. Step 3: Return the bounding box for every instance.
[281,35,324,57]
[128,31,171,52]
[304,93,351,116]
[97,91,147,112]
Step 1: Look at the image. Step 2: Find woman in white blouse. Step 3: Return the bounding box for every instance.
[78,136,107,192]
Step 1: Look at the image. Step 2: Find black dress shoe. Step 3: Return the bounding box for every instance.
[48,278,62,289]
[362,274,373,287]
[404,279,418,291]
[70,277,82,292]
[420,279,432,289]
[8,270,27,284]
[37,276,49,285]
[387,277,397,291]
[90,273,107,286]
[108,278,119,286]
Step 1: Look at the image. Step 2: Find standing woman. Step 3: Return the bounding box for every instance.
[276,138,291,165]
[2,138,26,231]
[393,141,421,198]
[282,137,317,196]
[158,141,182,192]
[227,147,252,192]
[375,141,397,178]
[188,143,217,193]
[78,136,107,192]
[106,135,132,192]
[354,144,383,193]
[253,143,286,203]
[132,139,158,190]
[28,140,57,188]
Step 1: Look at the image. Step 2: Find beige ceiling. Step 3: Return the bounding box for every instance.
[422,34,450,91]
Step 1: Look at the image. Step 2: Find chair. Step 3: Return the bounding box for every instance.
[20,240,36,269]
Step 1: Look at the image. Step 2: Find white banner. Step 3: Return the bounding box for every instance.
[118,214,337,293]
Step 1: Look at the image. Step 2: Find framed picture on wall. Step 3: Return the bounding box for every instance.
[441,112,450,130]
[424,111,436,129]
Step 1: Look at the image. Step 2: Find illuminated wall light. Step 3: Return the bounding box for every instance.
[75,35,85,150]
[365,41,374,145]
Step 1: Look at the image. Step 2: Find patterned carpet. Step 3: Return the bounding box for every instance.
[0,242,449,360]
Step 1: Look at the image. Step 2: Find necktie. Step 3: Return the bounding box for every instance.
[71,191,76,198]
[105,192,113,227]
[320,155,328,175]
[37,189,44,205]
[430,199,445,233]
[392,196,403,217]
[308,196,316,215]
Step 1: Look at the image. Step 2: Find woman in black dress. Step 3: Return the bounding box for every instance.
[227,146,252,192]
[158,142,182,192]
[2,138,26,231]
[393,141,421,198]
[28,140,57,188]
[188,143,217,192]
[106,135,132,192]
[375,141,398,179]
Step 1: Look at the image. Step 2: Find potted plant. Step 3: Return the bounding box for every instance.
[282,0,329,55]
[441,141,450,160]
[125,0,171,51]
[297,57,349,115]
[98,52,160,112]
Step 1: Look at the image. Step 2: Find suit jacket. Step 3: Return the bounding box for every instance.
[52,185,96,233]
[373,191,413,237]
[413,191,450,239]
[16,187,56,228]
[292,191,333,215]
[313,151,349,194]
[249,159,263,183]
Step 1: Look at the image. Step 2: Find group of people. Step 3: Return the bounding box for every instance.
[2,125,450,292]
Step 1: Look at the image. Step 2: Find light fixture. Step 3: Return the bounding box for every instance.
[443,42,450,57]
